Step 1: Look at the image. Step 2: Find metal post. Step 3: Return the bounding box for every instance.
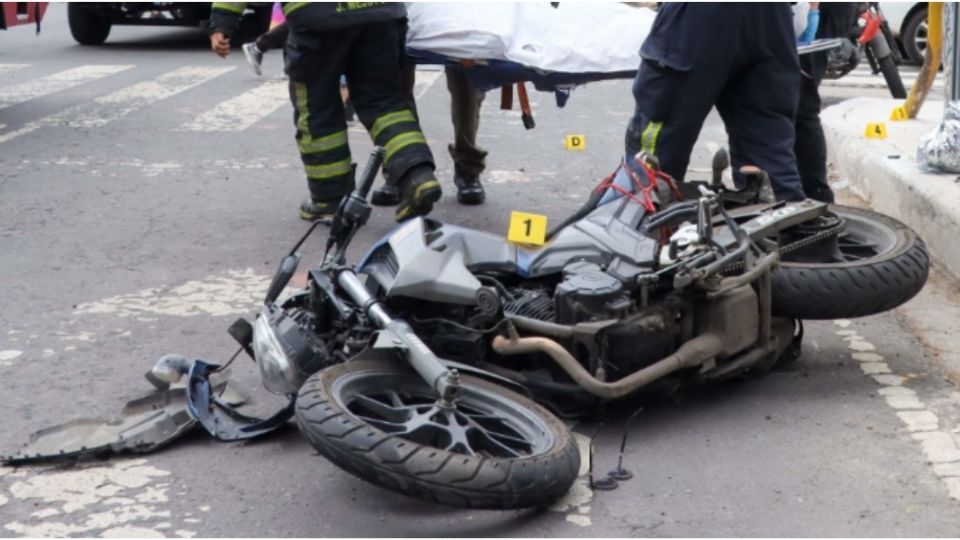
[918,2,960,173]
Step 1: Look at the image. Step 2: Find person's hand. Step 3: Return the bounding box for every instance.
[798,9,820,44]
[210,31,231,58]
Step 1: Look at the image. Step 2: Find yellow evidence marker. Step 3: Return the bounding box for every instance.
[890,106,909,121]
[564,134,586,151]
[865,122,888,139]
[507,211,548,246]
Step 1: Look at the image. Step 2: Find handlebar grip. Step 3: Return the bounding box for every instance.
[354,147,385,200]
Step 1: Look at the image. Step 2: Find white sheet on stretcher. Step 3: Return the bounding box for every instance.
[405,2,655,74]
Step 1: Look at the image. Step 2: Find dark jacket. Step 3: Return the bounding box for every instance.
[209,2,405,35]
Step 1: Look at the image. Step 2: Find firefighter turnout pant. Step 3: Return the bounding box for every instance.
[625,3,805,202]
[285,20,434,204]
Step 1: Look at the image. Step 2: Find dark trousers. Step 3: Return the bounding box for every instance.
[284,20,434,202]
[445,66,487,176]
[625,3,805,201]
[255,22,288,52]
[397,64,486,181]
[794,3,859,203]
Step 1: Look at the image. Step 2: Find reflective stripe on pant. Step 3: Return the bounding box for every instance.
[291,81,353,202]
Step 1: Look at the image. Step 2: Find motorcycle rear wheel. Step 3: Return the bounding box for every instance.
[771,205,928,320]
[295,360,580,509]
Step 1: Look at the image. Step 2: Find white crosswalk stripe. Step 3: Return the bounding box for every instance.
[0,63,30,74]
[0,65,234,145]
[0,64,133,110]
[0,66,448,142]
[180,78,288,132]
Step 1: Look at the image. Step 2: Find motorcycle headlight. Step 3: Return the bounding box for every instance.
[253,306,303,395]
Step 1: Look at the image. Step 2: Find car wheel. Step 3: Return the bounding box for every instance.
[902,7,928,65]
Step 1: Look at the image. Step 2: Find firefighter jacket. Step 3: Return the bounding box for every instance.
[209,2,405,36]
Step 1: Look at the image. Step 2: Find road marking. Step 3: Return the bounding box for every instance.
[180,78,288,132]
[0,66,234,145]
[835,322,960,501]
[0,64,29,74]
[548,431,593,527]
[0,350,22,366]
[2,459,180,537]
[413,70,442,100]
[0,65,133,110]
[74,268,268,318]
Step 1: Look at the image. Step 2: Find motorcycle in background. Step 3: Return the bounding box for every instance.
[825,2,907,99]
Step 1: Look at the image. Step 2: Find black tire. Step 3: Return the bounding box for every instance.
[67,4,111,46]
[877,53,907,99]
[902,7,928,65]
[771,206,928,320]
[296,360,580,509]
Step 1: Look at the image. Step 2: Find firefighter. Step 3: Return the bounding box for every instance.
[625,3,806,202]
[209,2,440,222]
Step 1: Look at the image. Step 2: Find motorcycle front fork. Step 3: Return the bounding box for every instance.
[335,268,463,404]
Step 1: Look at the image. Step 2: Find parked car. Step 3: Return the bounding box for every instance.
[881,2,928,64]
[67,2,270,46]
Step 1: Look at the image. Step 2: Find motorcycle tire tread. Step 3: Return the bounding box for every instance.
[771,207,929,320]
[295,360,581,510]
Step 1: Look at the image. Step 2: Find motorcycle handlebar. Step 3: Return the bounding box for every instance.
[353,147,385,201]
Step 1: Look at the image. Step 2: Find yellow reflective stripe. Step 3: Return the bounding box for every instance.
[370,109,416,140]
[384,132,427,160]
[640,120,663,155]
[414,179,440,199]
[647,121,663,155]
[283,2,309,15]
[212,2,245,14]
[294,82,310,138]
[305,159,353,180]
[299,130,348,154]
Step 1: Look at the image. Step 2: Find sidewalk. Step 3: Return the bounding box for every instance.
[824,97,960,387]
[822,97,960,281]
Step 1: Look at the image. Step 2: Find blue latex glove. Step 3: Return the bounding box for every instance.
[798,9,820,44]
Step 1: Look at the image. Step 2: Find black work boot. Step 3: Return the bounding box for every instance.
[395,164,441,222]
[299,197,339,223]
[453,166,485,205]
[371,182,401,206]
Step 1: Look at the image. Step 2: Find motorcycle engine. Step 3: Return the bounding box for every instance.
[554,262,632,324]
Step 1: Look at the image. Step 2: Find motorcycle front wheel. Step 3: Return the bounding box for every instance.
[771,205,928,320]
[295,360,580,509]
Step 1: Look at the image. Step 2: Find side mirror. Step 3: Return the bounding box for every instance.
[264,253,301,305]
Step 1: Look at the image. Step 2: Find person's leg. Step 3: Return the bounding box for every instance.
[717,5,805,202]
[625,4,740,183]
[794,68,833,202]
[445,65,487,204]
[370,61,417,207]
[285,29,355,220]
[346,20,437,221]
[243,22,289,76]
[256,21,289,52]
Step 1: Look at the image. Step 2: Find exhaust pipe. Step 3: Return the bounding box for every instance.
[491,333,722,399]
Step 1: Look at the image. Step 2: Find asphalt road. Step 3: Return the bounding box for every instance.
[2,6,960,537]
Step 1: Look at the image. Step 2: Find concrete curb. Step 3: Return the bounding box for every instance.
[822,97,960,282]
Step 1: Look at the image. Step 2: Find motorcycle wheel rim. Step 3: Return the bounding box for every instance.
[331,369,554,459]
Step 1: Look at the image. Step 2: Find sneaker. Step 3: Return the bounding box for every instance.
[395,165,441,222]
[299,197,338,223]
[453,167,485,205]
[242,42,263,76]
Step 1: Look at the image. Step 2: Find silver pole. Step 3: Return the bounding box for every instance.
[919,2,960,173]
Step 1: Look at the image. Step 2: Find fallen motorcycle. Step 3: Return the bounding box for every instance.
[225,148,927,509]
